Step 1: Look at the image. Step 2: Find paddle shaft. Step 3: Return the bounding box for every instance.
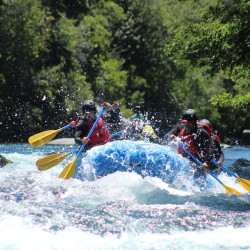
[60,124,73,131]
[178,143,203,166]
[178,143,231,185]
[212,159,250,192]
[61,128,122,157]
[76,108,105,158]
[211,159,237,177]
[110,129,125,138]
[58,108,106,179]
[57,106,116,133]
[36,128,125,171]
[63,129,124,156]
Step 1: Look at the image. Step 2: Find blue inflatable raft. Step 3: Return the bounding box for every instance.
[74,140,215,190]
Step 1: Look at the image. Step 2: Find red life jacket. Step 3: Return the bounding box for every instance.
[177,128,200,158]
[87,118,113,147]
[198,122,221,143]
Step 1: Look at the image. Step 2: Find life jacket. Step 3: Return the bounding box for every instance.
[177,128,200,158]
[198,122,221,143]
[87,118,112,147]
[142,125,158,139]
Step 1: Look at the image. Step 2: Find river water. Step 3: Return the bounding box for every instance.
[0,143,250,250]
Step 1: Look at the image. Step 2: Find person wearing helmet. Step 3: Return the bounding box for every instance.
[123,112,158,143]
[72,100,121,150]
[164,109,198,139]
[164,109,211,173]
[198,119,224,174]
[101,101,122,134]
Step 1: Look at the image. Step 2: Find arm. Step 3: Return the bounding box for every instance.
[74,118,89,145]
[208,138,224,171]
[102,101,121,132]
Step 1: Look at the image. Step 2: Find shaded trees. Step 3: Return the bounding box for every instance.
[0,0,93,141]
[0,0,50,141]
[0,0,248,142]
[165,0,250,140]
[166,0,250,110]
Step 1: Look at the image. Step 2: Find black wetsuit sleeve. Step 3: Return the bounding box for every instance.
[74,118,89,145]
[218,148,224,163]
[208,137,224,169]
[193,127,211,163]
[103,108,122,133]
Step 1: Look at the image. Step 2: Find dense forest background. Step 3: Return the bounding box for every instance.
[0,0,249,143]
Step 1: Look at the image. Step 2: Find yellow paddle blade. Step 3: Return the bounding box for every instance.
[36,153,70,171]
[237,176,250,192]
[222,184,242,195]
[58,158,77,179]
[28,129,61,148]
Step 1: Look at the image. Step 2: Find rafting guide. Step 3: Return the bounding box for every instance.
[163,109,211,171]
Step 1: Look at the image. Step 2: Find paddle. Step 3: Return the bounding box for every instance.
[58,108,105,179]
[28,124,73,148]
[211,159,250,192]
[178,143,242,195]
[36,129,125,171]
[36,149,78,171]
[109,129,125,138]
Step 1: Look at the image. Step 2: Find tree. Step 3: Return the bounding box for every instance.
[166,0,250,111]
[0,0,93,141]
[76,1,128,105]
[0,0,50,141]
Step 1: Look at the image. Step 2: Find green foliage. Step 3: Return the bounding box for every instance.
[90,1,126,26]
[54,14,80,49]
[162,0,218,36]
[77,1,129,108]
[41,0,92,18]
[80,15,111,55]
[0,0,249,142]
[165,0,250,111]
[210,92,250,108]
[172,67,224,120]
[95,58,127,101]
[0,0,51,140]
[112,0,178,118]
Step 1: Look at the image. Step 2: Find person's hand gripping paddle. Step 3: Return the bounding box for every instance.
[58,108,105,179]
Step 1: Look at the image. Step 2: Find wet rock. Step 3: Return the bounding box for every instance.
[231,158,250,169]
[0,155,13,168]
[228,158,250,180]
[48,138,75,145]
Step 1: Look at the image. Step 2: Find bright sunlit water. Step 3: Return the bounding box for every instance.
[0,143,250,250]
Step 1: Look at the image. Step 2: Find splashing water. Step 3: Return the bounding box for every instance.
[75,141,222,193]
[0,143,250,250]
